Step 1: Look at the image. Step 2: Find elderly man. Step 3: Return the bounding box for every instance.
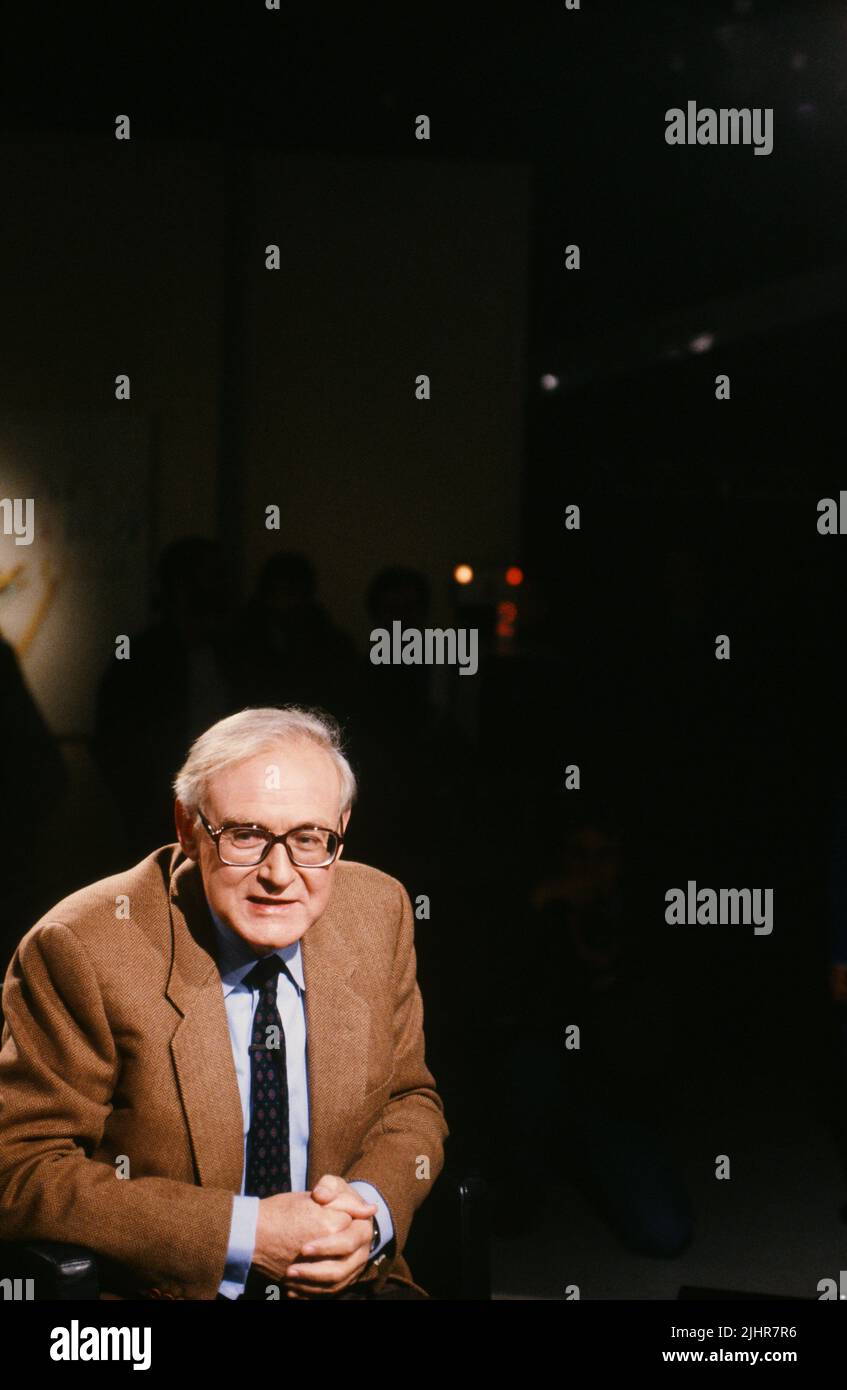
[0,706,448,1299]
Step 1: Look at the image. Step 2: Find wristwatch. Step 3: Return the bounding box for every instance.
[369,1213,381,1256]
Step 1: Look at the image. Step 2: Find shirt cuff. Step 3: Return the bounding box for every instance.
[218,1194,261,1299]
[349,1180,394,1260]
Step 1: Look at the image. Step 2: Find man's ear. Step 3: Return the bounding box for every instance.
[174,798,200,861]
[337,808,351,860]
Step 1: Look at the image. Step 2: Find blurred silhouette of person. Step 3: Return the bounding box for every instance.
[0,634,68,981]
[92,536,240,860]
[349,566,485,1143]
[233,552,361,726]
[488,804,693,1257]
[351,566,481,885]
[363,566,432,715]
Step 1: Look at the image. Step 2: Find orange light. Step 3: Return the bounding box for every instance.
[453,564,474,585]
[505,566,524,587]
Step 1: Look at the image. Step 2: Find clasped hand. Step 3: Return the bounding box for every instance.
[283,1173,377,1298]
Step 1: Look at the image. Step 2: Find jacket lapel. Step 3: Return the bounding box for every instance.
[165,852,245,1193]
[300,875,371,1188]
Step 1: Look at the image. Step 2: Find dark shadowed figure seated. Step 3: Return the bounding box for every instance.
[489,811,694,1259]
[92,536,241,861]
[347,566,485,1134]
[231,552,362,727]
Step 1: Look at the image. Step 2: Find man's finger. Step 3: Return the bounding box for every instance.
[312,1193,377,1220]
[311,1173,344,1197]
[300,1223,368,1258]
[288,1242,370,1281]
[286,1258,356,1288]
[310,1182,373,1208]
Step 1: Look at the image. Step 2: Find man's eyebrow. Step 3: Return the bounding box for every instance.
[217,816,331,830]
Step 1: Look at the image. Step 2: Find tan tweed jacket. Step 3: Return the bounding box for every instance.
[0,846,448,1299]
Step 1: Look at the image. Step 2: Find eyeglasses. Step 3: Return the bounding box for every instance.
[197,809,344,868]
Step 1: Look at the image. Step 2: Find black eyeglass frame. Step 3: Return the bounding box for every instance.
[197,808,345,868]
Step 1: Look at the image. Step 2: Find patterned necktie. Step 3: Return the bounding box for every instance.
[243,953,292,1198]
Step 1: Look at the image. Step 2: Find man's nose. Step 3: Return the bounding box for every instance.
[257,840,298,886]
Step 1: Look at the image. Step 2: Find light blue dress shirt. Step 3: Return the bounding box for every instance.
[209,908,394,1298]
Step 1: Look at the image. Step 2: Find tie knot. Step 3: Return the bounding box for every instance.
[244,953,285,992]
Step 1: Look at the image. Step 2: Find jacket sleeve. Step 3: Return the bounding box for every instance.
[342,881,449,1273]
[0,922,234,1299]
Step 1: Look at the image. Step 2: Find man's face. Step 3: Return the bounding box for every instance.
[175,740,349,952]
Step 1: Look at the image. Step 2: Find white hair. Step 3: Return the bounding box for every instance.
[172,706,357,818]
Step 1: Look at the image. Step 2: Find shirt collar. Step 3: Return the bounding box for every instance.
[208,904,306,996]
